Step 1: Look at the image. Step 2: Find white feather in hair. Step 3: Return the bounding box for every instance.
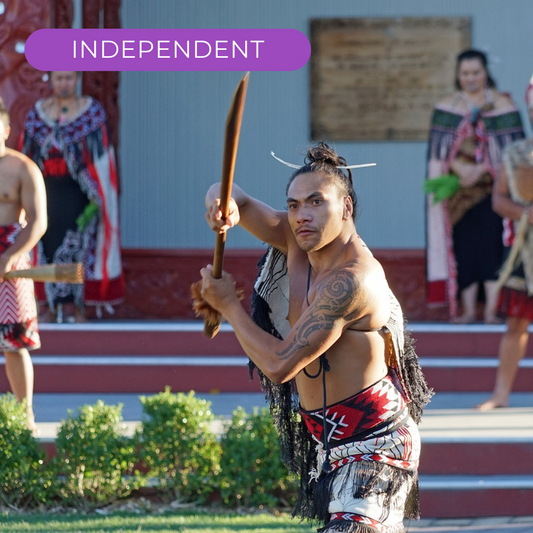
[270,151,376,170]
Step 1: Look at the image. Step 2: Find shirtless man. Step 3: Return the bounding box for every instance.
[0,98,47,431]
[200,143,429,532]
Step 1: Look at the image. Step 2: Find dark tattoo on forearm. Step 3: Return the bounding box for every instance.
[276,268,362,360]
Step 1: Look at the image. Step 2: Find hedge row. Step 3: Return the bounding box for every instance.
[0,388,298,511]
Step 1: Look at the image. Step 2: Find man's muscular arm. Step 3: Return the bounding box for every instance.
[0,158,47,278]
[205,183,291,253]
[200,264,366,383]
[492,166,533,224]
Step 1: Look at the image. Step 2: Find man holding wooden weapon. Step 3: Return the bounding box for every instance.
[199,142,433,532]
[195,74,432,532]
[0,98,47,432]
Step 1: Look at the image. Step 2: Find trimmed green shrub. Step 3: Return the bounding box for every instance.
[136,388,221,503]
[53,400,140,509]
[218,407,298,508]
[0,394,53,509]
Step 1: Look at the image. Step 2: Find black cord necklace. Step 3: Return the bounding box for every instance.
[56,97,80,122]
[303,262,332,473]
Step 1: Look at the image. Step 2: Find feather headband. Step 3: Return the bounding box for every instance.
[271,151,376,170]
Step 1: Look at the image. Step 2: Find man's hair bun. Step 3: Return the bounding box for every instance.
[305,142,347,168]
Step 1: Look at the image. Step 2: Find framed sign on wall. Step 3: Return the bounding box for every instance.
[310,17,471,141]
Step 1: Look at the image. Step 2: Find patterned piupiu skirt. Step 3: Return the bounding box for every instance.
[300,373,421,533]
[0,224,40,351]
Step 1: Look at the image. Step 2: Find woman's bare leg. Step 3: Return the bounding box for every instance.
[477,316,529,410]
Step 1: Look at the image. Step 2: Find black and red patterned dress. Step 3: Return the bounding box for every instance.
[20,97,124,313]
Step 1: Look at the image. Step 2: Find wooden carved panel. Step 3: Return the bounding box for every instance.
[51,0,73,28]
[310,17,471,141]
[1,0,119,152]
[0,0,51,148]
[53,0,121,172]
[51,0,121,178]
[81,0,121,158]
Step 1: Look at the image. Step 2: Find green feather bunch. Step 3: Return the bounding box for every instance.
[424,174,460,204]
[76,202,99,232]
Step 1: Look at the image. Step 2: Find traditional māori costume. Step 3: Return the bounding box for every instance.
[0,224,40,351]
[250,246,433,533]
[20,97,124,314]
[426,99,524,317]
[497,138,533,320]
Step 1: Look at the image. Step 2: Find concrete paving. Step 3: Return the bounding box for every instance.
[420,407,533,441]
[405,516,533,532]
[32,390,533,439]
[32,390,533,421]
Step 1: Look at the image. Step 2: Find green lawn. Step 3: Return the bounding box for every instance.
[0,511,317,533]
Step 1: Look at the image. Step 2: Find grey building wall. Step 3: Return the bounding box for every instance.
[119,0,533,250]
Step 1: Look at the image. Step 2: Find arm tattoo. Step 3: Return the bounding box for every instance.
[276,268,361,360]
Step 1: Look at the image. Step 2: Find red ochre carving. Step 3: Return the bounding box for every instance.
[0,0,51,148]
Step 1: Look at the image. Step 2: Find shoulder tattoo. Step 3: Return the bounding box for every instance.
[276,268,362,360]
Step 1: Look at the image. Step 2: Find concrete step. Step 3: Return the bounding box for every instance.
[3,322,533,394]
[2,353,531,394]
[35,322,243,356]
[418,407,533,516]
[421,358,533,392]
[412,323,509,357]
[421,442,533,475]
[33,322,533,357]
[0,354,261,393]
[419,475,533,518]
[419,407,533,476]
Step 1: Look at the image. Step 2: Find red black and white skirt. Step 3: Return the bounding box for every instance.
[497,256,533,321]
[0,224,40,351]
[301,372,421,533]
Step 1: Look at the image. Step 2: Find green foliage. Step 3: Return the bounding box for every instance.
[218,407,298,508]
[76,201,99,232]
[0,394,53,509]
[424,174,460,203]
[53,400,140,509]
[136,388,221,503]
[0,393,301,513]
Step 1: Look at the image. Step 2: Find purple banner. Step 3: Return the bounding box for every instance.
[25,28,311,72]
